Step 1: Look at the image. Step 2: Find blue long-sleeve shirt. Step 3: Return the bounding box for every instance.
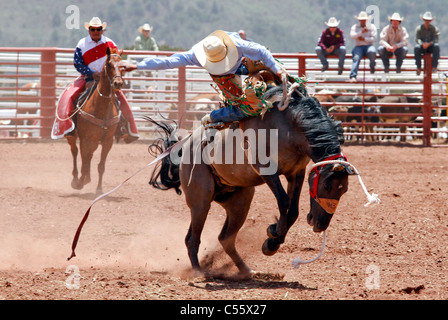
[136,31,281,75]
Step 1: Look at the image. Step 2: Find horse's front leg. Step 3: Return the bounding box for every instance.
[261,174,290,238]
[78,140,97,189]
[66,135,81,189]
[262,173,305,256]
[96,135,114,195]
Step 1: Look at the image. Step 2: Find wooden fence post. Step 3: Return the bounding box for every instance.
[422,54,433,147]
[40,49,56,138]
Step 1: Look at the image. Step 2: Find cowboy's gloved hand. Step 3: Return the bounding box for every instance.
[276,69,288,83]
[118,62,137,73]
[92,72,101,81]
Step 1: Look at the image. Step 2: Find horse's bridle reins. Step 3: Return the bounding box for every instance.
[96,53,124,98]
[309,153,348,214]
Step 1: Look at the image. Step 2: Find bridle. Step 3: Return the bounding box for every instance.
[309,153,347,214]
[96,53,123,98]
[79,53,123,129]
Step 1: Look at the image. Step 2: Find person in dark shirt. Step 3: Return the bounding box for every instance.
[414,11,440,74]
[315,17,346,75]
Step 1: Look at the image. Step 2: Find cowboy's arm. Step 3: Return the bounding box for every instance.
[364,25,377,43]
[415,26,423,45]
[74,47,94,78]
[137,50,200,70]
[350,25,363,39]
[379,26,392,49]
[134,36,144,50]
[396,27,409,48]
[239,41,281,74]
[317,31,328,51]
[151,37,159,51]
[432,26,440,44]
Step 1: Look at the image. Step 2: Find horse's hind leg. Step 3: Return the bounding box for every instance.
[217,187,255,277]
[66,135,81,189]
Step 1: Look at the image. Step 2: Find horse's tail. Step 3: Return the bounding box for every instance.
[144,115,182,195]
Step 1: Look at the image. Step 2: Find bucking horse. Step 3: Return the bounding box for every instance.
[147,74,355,278]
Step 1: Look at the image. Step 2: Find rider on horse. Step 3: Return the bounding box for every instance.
[119,30,290,128]
[51,17,139,143]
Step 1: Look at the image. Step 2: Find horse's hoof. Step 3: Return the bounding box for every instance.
[262,238,280,256]
[266,224,278,239]
[71,180,83,190]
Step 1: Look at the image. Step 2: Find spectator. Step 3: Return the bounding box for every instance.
[414,11,440,75]
[315,17,346,75]
[134,23,159,51]
[119,30,289,127]
[349,11,378,82]
[378,12,409,73]
[238,29,253,42]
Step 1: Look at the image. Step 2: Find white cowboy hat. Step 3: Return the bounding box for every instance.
[192,30,239,76]
[84,17,107,30]
[138,23,153,33]
[325,17,340,27]
[355,11,371,20]
[421,11,435,21]
[388,12,404,22]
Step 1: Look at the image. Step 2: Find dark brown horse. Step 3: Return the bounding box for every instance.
[66,47,124,195]
[149,81,354,278]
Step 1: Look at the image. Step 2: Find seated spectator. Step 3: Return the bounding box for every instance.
[378,12,409,73]
[315,17,346,75]
[349,11,378,82]
[134,23,159,51]
[414,11,440,75]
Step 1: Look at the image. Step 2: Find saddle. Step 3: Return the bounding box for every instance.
[73,81,128,141]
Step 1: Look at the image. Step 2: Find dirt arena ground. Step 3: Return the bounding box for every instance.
[0,139,447,302]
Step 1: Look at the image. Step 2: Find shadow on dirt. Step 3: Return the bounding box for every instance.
[188,277,316,292]
[59,193,130,202]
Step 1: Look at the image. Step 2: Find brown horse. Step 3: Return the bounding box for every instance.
[149,80,354,278]
[66,47,124,195]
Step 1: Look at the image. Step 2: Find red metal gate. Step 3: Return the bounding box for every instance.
[0,48,447,146]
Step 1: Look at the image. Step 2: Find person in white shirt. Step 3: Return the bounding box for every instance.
[378,13,409,73]
[349,11,378,81]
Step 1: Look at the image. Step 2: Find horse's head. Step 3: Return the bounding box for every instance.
[307,154,354,232]
[105,47,124,90]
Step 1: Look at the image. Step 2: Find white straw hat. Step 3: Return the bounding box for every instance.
[325,17,340,27]
[355,11,371,20]
[420,11,435,21]
[84,17,107,30]
[139,24,153,33]
[388,12,404,22]
[192,30,239,75]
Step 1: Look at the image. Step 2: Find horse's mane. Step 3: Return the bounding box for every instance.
[264,85,344,162]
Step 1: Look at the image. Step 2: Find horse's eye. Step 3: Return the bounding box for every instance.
[338,184,344,189]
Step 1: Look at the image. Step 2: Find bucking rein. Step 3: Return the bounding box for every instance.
[66,77,380,268]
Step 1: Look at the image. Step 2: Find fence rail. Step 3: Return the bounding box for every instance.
[0,47,447,146]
